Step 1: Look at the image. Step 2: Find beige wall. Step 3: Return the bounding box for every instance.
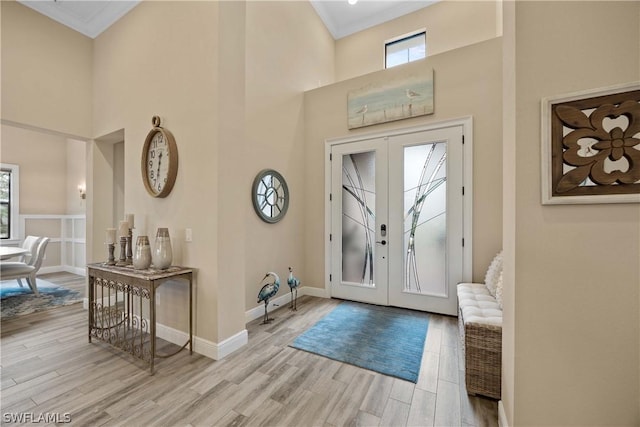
[243,0,335,311]
[503,1,640,425]
[500,0,516,424]
[7,7,638,422]
[304,37,503,289]
[85,130,124,267]
[66,139,87,215]
[1,124,70,215]
[216,0,246,342]
[335,0,501,81]
[113,141,125,228]
[93,1,221,341]
[93,1,334,343]
[86,140,115,266]
[1,123,86,268]
[0,1,92,138]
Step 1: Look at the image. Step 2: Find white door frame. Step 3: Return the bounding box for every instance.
[324,117,473,309]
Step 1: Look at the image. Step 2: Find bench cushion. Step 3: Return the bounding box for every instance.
[457,282,502,326]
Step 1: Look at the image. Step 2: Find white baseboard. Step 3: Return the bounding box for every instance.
[244,285,328,323]
[65,266,86,276]
[81,304,247,361]
[245,291,294,323]
[82,292,124,310]
[156,322,247,360]
[302,285,330,299]
[83,285,329,360]
[39,265,86,276]
[498,401,509,427]
[39,266,65,275]
[215,329,249,359]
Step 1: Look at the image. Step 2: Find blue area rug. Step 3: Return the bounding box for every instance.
[1,279,82,319]
[290,301,429,383]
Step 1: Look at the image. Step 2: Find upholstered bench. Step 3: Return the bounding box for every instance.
[457,251,503,400]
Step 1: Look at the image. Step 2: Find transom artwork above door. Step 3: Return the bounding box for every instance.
[325,119,473,316]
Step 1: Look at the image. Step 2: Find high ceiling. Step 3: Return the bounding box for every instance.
[17,0,140,39]
[17,0,438,40]
[310,0,438,39]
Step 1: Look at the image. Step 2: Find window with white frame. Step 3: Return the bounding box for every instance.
[385,31,426,69]
[1,164,20,240]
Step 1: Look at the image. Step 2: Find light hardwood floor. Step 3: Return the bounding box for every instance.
[1,273,498,426]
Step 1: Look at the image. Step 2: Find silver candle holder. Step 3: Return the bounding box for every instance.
[126,227,134,265]
[116,237,128,266]
[106,243,116,265]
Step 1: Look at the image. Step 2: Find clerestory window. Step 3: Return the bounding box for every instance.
[385,31,427,69]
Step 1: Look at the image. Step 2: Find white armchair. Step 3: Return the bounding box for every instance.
[16,236,43,284]
[1,237,50,295]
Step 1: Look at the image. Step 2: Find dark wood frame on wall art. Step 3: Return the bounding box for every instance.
[541,82,640,205]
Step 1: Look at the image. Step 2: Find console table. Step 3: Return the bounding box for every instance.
[87,263,194,374]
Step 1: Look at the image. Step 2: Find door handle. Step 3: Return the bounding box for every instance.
[376,240,387,245]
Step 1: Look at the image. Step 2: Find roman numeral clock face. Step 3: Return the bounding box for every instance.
[252,169,289,223]
[141,116,178,198]
[147,133,169,194]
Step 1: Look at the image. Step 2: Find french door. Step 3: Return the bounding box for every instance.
[328,123,469,315]
[330,137,389,306]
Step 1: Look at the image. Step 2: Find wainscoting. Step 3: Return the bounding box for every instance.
[18,215,86,276]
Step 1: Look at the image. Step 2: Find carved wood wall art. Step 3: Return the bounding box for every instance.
[541,83,640,204]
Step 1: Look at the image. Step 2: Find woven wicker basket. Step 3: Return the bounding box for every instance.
[459,307,502,399]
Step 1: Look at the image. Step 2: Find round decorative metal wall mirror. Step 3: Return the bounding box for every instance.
[251,169,289,223]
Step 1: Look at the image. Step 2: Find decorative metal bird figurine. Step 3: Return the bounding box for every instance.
[287,266,301,311]
[257,272,280,324]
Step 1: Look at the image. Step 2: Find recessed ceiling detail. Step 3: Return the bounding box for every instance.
[17,0,140,39]
[309,0,439,40]
[17,0,437,41]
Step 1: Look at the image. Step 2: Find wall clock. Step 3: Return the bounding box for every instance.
[141,116,178,198]
[252,169,289,223]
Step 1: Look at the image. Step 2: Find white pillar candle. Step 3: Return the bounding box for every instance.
[106,228,116,244]
[125,213,135,229]
[118,220,130,238]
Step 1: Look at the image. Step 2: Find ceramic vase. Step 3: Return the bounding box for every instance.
[153,228,172,270]
[132,236,152,270]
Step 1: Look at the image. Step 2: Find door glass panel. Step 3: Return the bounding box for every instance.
[342,151,376,286]
[403,143,447,295]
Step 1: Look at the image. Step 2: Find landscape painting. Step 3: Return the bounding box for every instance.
[348,70,434,129]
